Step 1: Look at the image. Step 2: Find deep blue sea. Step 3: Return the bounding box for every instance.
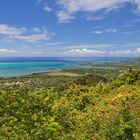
[0,57,135,77]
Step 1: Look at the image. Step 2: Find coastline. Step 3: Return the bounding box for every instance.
[0,56,137,78]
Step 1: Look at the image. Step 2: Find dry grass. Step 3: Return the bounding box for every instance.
[47,72,83,77]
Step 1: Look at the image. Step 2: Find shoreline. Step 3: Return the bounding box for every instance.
[0,57,139,79]
[0,70,83,79]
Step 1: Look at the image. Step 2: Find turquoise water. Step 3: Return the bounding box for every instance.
[0,61,79,77]
[0,57,134,77]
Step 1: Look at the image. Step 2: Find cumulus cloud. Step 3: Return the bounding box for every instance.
[0,24,26,35]
[69,48,106,55]
[56,0,140,23]
[0,24,50,42]
[57,11,75,23]
[65,47,140,56]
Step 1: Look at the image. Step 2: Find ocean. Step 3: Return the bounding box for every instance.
[0,57,135,77]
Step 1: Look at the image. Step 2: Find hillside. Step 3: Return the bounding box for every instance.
[0,69,140,139]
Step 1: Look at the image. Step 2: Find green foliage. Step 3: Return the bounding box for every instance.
[101,103,137,140]
[0,70,140,139]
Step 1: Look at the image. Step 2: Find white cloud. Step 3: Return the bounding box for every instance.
[109,49,131,55]
[90,28,118,34]
[134,0,140,11]
[0,48,18,54]
[105,28,118,33]
[0,49,46,56]
[67,44,112,49]
[56,0,140,23]
[14,33,49,42]
[0,24,50,42]
[0,24,26,35]
[90,31,103,34]
[45,42,64,45]
[31,27,43,33]
[92,26,102,29]
[68,48,106,55]
[65,47,140,56]
[57,11,75,23]
[43,5,52,12]
[136,48,140,52]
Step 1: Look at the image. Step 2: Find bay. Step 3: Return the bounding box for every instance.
[0,57,134,77]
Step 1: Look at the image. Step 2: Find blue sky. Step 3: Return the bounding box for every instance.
[0,0,140,57]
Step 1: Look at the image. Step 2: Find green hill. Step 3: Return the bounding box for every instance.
[0,70,140,139]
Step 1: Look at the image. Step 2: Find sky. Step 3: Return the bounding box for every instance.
[0,0,140,57]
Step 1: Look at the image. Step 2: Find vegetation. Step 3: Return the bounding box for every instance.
[0,66,140,139]
[79,58,140,72]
